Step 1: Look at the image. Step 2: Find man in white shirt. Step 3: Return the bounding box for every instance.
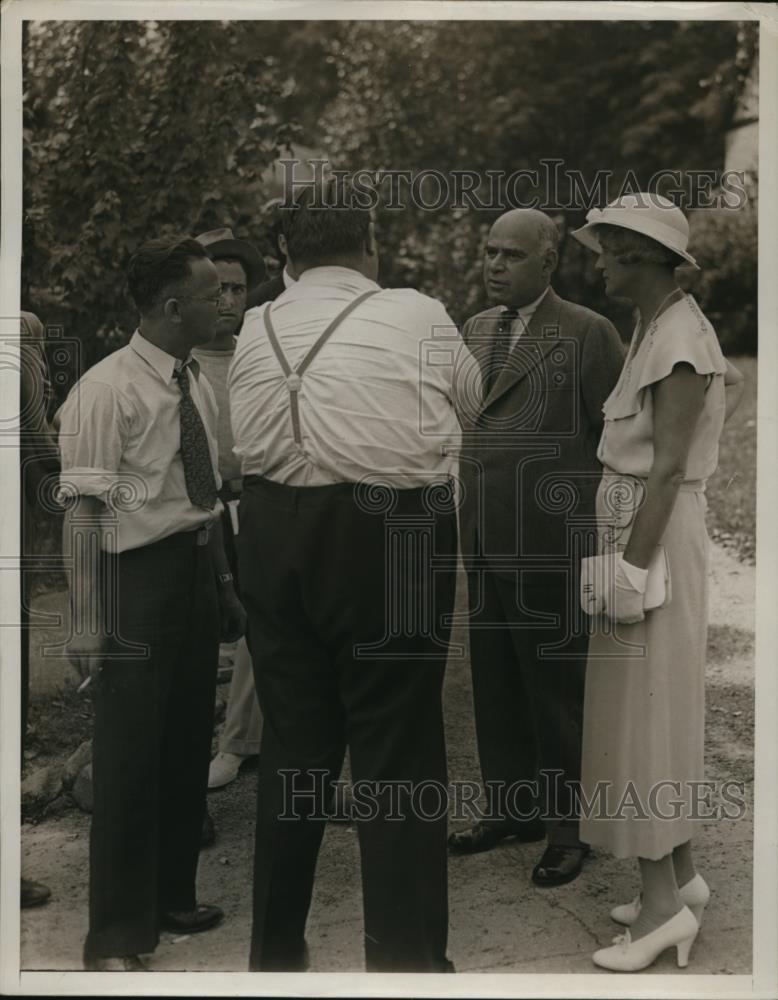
[229,182,471,973]
[59,236,246,970]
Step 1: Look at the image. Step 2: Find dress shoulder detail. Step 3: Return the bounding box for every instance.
[636,297,727,393]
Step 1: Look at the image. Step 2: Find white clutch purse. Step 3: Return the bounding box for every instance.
[581,546,671,615]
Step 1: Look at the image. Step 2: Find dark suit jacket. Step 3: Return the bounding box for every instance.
[458,288,624,574]
[246,273,286,309]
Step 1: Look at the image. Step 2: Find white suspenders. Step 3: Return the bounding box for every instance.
[262,289,379,446]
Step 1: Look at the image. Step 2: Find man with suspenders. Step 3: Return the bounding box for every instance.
[229,182,474,972]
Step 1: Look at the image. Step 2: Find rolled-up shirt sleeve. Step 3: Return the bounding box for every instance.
[58,379,130,500]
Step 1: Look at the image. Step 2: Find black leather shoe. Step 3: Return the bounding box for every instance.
[531,844,589,887]
[84,954,148,971]
[160,903,223,934]
[200,809,216,847]
[448,820,545,855]
[21,878,51,909]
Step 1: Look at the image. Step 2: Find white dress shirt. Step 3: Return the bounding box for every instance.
[58,331,222,552]
[501,286,551,349]
[229,266,473,488]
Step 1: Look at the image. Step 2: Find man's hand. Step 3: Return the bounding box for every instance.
[63,494,108,683]
[69,632,108,683]
[218,583,247,643]
[207,518,247,642]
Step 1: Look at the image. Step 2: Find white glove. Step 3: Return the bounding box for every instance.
[605,555,648,624]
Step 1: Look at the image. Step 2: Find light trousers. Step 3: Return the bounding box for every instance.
[219,636,263,755]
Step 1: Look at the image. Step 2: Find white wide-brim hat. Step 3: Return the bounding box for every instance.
[571,192,698,269]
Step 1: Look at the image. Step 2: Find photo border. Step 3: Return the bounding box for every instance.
[1,2,775,997]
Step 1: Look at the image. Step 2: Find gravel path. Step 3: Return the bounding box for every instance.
[19,542,754,977]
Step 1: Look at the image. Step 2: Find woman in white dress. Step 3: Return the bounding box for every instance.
[571,194,744,972]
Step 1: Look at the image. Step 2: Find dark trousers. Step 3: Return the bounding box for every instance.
[467,568,587,848]
[238,475,457,973]
[84,530,219,960]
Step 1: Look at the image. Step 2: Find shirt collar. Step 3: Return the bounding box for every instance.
[296,265,379,291]
[282,266,296,289]
[130,330,199,385]
[502,286,551,320]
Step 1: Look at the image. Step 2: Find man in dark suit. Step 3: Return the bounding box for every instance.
[451,208,624,886]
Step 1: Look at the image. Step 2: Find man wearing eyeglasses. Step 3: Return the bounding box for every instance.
[451,208,624,887]
[58,236,246,971]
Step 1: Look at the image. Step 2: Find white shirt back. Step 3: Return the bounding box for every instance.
[229,266,473,488]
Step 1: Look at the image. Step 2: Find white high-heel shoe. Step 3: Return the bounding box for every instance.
[611,874,710,927]
[593,905,699,972]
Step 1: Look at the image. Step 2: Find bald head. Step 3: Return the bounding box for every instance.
[483,209,559,310]
[492,209,559,255]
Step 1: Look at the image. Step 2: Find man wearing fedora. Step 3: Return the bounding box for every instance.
[451,208,624,887]
[193,229,266,826]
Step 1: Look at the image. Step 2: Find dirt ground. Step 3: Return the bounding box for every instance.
[18,541,754,977]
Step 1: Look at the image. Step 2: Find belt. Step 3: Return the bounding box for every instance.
[190,521,213,546]
[242,473,451,514]
[218,477,243,501]
[602,469,705,494]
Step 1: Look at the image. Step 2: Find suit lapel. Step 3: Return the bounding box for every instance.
[464,310,501,381]
[482,288,563,409]
[459,313,498,431]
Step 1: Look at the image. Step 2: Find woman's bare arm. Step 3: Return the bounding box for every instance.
[623,363,707,569]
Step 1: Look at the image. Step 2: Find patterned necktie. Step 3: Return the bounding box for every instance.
[484,309,518,395]
[172,363,218,510]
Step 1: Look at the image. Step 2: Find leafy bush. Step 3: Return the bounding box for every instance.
[705,355,756,562]
[682,198,758,355]
[23,21,296,383]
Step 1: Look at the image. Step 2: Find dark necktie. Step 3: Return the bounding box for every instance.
[172,363,218,510]
[484,309,518,395]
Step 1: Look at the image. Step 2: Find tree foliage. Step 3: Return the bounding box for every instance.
[24,20,296,367]
[318,19,758,334]
[23,17,759,379]
[686,200,758,354]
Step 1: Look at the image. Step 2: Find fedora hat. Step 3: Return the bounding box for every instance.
[195,228,266,289]
[571,193,698,269]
